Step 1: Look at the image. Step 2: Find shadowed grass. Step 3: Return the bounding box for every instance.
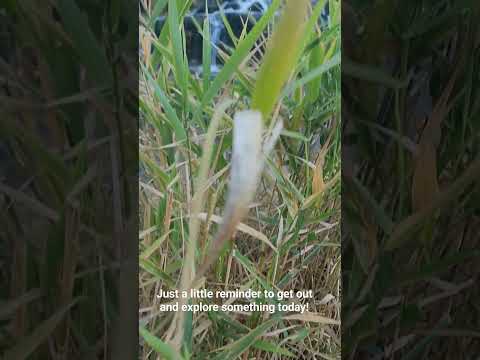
[0,1,138,358]
[342,0,480,357]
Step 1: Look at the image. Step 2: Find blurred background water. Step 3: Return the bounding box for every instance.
[154,0,329,74]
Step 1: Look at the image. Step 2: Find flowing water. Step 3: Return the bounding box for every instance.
[155,0,329,74]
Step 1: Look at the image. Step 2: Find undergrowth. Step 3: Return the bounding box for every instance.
[139,0,341,358]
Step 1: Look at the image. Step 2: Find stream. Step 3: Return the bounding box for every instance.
[154,0,329,74]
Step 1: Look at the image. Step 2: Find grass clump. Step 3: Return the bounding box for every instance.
[139,0,341,358]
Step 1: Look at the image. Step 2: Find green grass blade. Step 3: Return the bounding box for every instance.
[140,326,182,360]
[202,16,212,92]
[343,58,408,89]
[251,0,309,122]
[56,0,111,85]
[196,0,282,116]
[150,0,168,27]
[253,340,296,357]
[211,318,280,360]
[168,0,188,105]
[282,52,340,98]
[142,65,187,142]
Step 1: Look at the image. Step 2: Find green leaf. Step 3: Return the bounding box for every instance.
[212,318,280,360]
[140,326,182,360]
[343,58,408,89]
[202,16,212,92]
[56,0,111,85]
[252,0,309,121]
[142,65,187,142]
[168,0,188,104]
[140,259,176,288]
[196,0,282,118]
[253,340,295,357]
[282,52,340,98]
[150,0,168,27]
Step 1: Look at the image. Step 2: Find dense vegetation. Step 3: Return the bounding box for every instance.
[139,0,341,358]
[342,0,480,357]
[1,1,138,358]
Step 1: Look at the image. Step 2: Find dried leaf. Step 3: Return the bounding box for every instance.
[412,140,440,211]
[284,313,340,325]
[312,151,326,194]
[411,66,460,211]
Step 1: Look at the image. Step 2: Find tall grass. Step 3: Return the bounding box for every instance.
[342,0,480,357]
[139,0,341,358]
[0,0,138,358]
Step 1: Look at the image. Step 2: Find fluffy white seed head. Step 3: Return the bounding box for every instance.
[226,110,264,211]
